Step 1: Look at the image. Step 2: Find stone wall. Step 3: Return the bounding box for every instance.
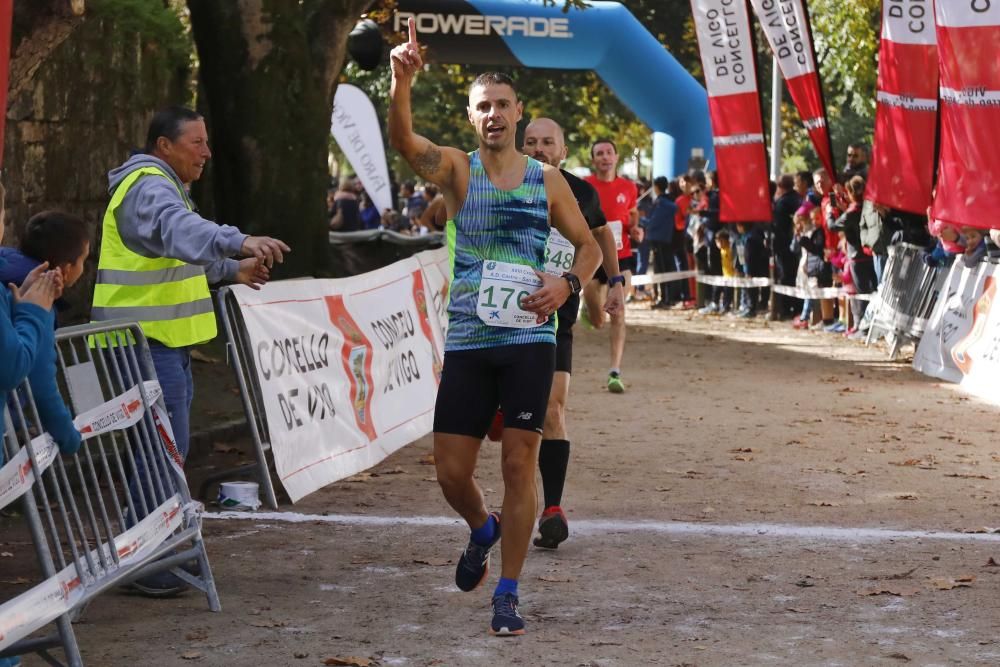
[2,6,189,323]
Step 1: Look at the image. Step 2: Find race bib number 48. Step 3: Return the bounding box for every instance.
[609,220,624,251]
[477,260,544,328]
[544,228,575,276]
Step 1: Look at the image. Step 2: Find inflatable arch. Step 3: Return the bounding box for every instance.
[393,0,714,177]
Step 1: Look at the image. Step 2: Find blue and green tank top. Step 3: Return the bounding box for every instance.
[445,151,554,351]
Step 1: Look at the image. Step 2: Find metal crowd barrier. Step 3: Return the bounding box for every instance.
[204,287,279,509]
[864,243,947,359]
[0,321,220,666]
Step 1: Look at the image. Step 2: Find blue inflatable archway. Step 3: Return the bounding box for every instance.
[394,0,713,177]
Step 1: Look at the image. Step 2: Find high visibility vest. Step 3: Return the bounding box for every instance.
[91,166,216,347]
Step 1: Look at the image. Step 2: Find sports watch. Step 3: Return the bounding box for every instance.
[562,272,582,295]
[607,274,626,288]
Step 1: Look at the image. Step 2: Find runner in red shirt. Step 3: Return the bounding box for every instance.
[583,139,638,394]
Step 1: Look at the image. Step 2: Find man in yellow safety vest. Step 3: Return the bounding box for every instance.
[92,106,289,595]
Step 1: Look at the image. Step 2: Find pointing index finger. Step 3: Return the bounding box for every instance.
[408,16,417,45]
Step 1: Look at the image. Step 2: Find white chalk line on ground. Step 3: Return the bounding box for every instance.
[204,511,1000,544]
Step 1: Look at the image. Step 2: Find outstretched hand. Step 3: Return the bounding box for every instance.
[390,17,424,81]
[235,257,270,290]
[241,235,290,268]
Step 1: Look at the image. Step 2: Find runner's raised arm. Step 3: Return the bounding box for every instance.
[388,18,465,189]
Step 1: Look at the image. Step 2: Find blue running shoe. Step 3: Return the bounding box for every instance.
[490,592,525,636]
[455,512,501,592]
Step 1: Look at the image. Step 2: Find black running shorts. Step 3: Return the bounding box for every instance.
[433,342,555,437]
[554,293,579,374]
[594,255,636,284]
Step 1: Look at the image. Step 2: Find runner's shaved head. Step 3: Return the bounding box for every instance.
[522,118,567,167]
[525,118,564,144]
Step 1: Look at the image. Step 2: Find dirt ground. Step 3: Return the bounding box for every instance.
[8,303,1000,667]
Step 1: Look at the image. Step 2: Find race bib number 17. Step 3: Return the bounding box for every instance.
[544,228,575,276]
[477,260,543,328]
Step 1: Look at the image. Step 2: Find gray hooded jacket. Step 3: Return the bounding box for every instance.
[106,154,246,283]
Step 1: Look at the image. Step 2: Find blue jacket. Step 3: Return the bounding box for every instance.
[641,195,677,244]
[0,254,81,460]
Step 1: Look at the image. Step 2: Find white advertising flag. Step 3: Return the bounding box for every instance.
[331,84,393,214]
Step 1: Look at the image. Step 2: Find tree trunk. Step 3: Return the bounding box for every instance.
[187,0,371,279]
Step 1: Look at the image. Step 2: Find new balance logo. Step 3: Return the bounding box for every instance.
[517,411,533,420]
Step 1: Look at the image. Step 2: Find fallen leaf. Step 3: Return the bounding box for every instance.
[890,458,935,469]
[539,575,573,583]
[807,501,841,507]
[877,567,919,581]
[323,658,372,667]
[248,619,285,628]
[347,473,373,483]
[886,653,911,663]
[0,577,29,585]
[856,585,920,597]
[421,476,437,482]
[785,607,809,613]
[381,467,406,475]
[413,557,451,567]
[944,473,993,480]
[180,652,202,661]
[185,629,209,641]
[894,494,919,500]
[928,575,974,590]
[654,486,671,492]
[212,443,239,454]
[418,454,435,465]
[189,349,220,364]
[729,447,754,453]
[293,652,309,659]
[986,558,1000,567]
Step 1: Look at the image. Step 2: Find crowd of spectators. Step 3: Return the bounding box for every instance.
[327,175,445,236]
[631,144,1000,338]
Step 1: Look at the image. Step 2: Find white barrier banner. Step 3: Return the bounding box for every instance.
[415,248,451,358]
[231,249,448,503]
[0,433,58,512]
[0,494,181,652]
[72,381,162,440]
[953,265,1000,403]
[913,260,992,383]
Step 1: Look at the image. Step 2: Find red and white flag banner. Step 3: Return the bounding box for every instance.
[690,0,772,222]
[930,3,1000,230]
[866,1,938,214]
[749,0,835,178]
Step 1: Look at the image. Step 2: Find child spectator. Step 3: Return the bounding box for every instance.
[960,226,986,268]
[0,203,82,469]
[714,228,736,314]
[923,218,964,268]
[791,201,825,329]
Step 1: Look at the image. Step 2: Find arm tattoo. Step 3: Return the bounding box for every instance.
[414,144,442,176]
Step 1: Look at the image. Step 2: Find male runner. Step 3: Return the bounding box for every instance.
[522,118,624,549]
[583,140,639,393]
[389,20,601,637]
